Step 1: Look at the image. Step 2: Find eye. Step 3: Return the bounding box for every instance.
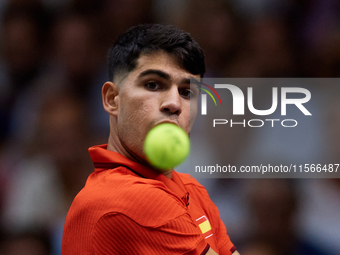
[179,89,193,99]
[144,82,160,91]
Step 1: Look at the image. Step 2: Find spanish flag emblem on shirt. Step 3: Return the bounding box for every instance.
[196,215,213,239]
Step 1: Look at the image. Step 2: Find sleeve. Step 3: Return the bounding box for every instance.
[92,212,210,255]
[215,218,237,255]
[196,186,236,255]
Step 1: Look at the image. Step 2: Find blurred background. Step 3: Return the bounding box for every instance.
[0,0,339,254]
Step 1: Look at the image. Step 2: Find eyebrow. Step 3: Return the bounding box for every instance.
[138,69,201,86]
[138,69,170,80]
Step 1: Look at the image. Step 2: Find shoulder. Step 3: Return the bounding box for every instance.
[177,173,209,195]
[177,173,219,216]
[177,173,204,187]
[117,178,187,227]
[72,167,188,227]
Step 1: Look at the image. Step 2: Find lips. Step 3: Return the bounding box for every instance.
[154,120,179,127]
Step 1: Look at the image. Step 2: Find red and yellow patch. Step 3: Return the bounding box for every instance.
[196,215,213,239]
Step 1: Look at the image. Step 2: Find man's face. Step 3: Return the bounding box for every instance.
[114,51,200,163]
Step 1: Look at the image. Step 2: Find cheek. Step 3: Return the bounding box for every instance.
[179,100,197,134]
[117,97,155,154]
[119,98,152,126]
[189,100,198,129]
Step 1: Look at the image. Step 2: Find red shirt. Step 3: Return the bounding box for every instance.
[62,144,236,254]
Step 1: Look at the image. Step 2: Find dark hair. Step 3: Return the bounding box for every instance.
[107,24,205,81]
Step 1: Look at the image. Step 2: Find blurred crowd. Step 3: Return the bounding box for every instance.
[0,0,339,254]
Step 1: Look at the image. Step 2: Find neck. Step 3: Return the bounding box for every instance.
[162,169,173,179]
[107,135,173,179]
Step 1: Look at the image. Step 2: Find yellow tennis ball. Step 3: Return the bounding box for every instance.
[144,123,190,171]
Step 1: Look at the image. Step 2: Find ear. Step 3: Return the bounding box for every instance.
[102,81,119,116]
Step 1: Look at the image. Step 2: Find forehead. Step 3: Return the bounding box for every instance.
[136,51,182,69]
[130,51,200,81]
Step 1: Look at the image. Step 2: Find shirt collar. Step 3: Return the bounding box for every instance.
[89,144,189,206]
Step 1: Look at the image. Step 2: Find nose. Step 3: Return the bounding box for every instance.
[160,86,182,116]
